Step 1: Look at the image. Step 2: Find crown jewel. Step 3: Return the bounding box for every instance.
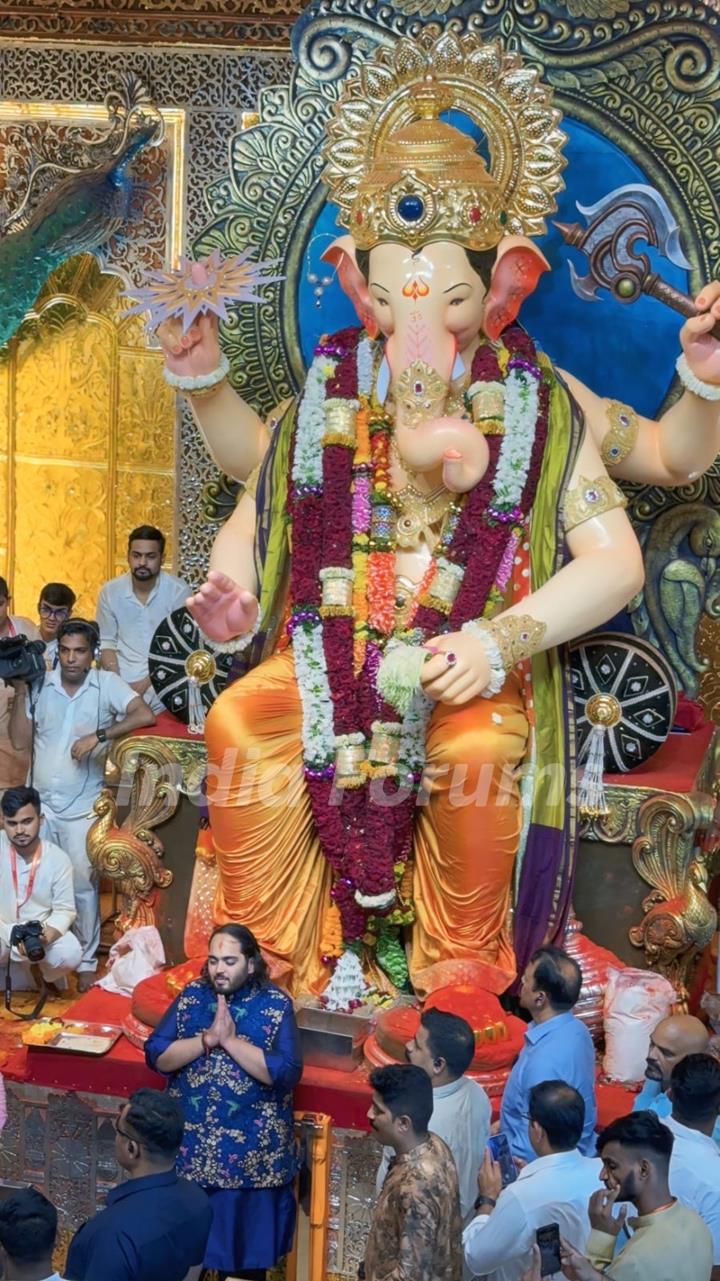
[323,31,567,254]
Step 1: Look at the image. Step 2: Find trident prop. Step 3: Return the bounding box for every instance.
[555,183,720,341]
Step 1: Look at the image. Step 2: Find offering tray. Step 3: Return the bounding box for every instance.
[24,1018,122,1056]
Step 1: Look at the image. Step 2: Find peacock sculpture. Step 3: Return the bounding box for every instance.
[0,76,163,349]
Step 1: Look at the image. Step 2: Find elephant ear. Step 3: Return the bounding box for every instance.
[321,235,379,339]
[482,235,550,342]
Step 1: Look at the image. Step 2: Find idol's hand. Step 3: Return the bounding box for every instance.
[420,632,491,705]
[680,281,720,385]
[187,571,259,644]
[156,263,222,378]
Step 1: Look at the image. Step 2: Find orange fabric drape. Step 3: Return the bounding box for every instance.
[205,649,528,993]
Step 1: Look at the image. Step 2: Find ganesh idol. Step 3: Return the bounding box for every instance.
[152,35,720,996]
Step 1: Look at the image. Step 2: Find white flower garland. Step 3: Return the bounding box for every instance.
[398,689,434,783]
[357,336,376,398]
[293,622,336,767]
[292,353,337,488]
[492,366,539,512]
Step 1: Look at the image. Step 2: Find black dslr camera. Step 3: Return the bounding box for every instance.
[0,634,46,686]
[9,921,45,963]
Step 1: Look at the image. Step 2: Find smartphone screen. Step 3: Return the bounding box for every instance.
[486,1133,517,1186]
[536,1223,562,1277]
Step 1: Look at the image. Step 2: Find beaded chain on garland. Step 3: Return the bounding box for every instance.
[288,325,550,946]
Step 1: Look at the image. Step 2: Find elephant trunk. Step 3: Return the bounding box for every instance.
[386,307,489,492]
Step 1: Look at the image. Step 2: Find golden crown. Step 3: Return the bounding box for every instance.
[323,31,567,254]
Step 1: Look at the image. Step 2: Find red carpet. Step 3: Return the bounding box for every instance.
[0,986,639,1131]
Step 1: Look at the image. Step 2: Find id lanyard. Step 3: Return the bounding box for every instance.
[10,842,41,915]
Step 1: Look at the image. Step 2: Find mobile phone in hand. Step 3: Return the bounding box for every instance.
[536,1223,562,1276]
[487,1133,517,1187]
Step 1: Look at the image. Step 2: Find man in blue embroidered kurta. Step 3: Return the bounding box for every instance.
[145,923,303,1277]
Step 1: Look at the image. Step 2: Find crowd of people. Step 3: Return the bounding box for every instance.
[0,928,716,1280]
[0,525,188,991]
[0,540,717,1281]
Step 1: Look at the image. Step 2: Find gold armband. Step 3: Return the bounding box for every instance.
[485,613,547,669]
[562,475,627,534]
[600,399,639,468]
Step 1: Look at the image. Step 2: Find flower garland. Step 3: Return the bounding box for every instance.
[288,324,550,943]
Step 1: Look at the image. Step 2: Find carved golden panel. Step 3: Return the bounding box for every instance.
[114,469,176,578]
[15,313,115,464]
[13,460,108,618]
[117,351,175,470]
[0,97,184,617]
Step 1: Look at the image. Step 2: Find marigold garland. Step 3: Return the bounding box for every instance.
[288,324,550,944]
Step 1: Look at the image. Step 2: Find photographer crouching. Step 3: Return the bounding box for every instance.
[0,786,81,996]
[7,620,155,991]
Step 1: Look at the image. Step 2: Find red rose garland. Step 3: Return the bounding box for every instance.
[290,324,550,942]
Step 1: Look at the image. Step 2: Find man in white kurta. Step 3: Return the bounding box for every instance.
[8,621,154,986]
[96,525,189,715]
[0,785,81,986]
[376,1008,492,1224]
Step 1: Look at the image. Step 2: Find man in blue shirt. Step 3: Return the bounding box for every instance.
[500,946,597,1162]
[632,1012,720,1147]
[65,1088,212,1281]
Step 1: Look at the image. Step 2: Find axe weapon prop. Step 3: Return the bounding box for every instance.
[555,183,720,342]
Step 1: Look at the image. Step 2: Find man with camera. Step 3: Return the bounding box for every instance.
[0,785,81,992]
[7,619,155,990]
[0,576,41,800]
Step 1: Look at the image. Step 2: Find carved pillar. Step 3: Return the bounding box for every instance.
[629,792,717,1005]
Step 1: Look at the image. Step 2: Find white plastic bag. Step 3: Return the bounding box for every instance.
[97,925,166,996]
[603,966,675,1083]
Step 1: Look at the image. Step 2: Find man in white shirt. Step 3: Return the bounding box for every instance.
[0,576,41,797]
[665,1052,720,1267]
[0,785,81,989]
[96,525,190,714]
[0,1186,65,1281]
[37,582,76,671]
[8,620,155,989]
[463,1080,602,1281]
[376,1007,492,1224]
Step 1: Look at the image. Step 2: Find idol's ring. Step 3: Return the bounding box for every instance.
[445,651,458,667]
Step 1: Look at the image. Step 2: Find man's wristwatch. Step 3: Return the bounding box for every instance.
[96,728,107,743]
[474,1194,497,1212]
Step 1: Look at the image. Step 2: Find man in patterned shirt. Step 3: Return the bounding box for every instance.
[364,1063,462,1281]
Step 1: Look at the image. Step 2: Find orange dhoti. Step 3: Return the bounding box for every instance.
[205,647,528,994]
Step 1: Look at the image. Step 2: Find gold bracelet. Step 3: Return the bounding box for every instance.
[562,474,627,534]
[600,399,639,468]
[484,613,547,669]
[187,376,228,400]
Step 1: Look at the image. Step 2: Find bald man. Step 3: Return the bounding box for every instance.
[634,1014,720,1149]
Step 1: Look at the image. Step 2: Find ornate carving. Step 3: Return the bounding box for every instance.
[111,733,208,798]
[0,255,177,616]
[0,40,292,587]
[87,759,177,933]
[628,500,720,699]
[629,792,717,998]
[202,471,244,524]
[580,785,662,844]
[0,1,300,46]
